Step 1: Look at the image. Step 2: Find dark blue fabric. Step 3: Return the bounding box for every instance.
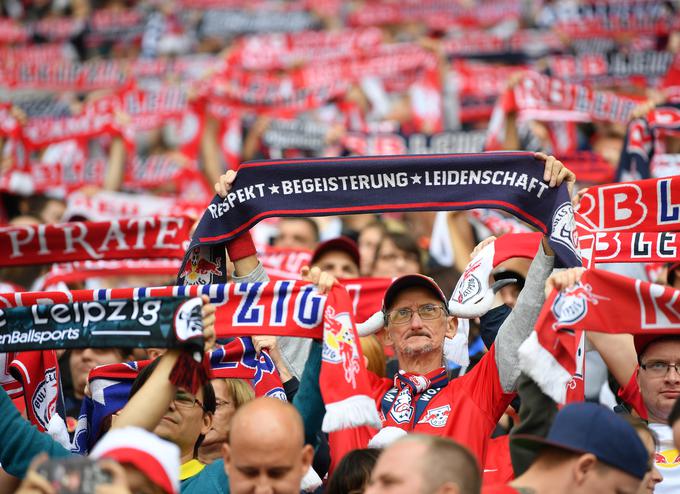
[179,152,581,285]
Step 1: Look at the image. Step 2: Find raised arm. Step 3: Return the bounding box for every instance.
[113,297,216,431]
[494,154,575,392]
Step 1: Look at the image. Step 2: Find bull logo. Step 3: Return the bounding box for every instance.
[552,283,609,328]
[181,248,223,285]
[655,449,680,468]
[417,404,451,428]
[322,306,361,389]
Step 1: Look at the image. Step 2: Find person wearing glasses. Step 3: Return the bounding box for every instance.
[325,155,575,469]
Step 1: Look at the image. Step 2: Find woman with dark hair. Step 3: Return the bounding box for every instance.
[326,449,381,494]
[371,230,423,278]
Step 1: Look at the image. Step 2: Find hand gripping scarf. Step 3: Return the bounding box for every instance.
[0,282,381,432]
[0,296,207,394]
[518,269,680,404]
[179,152,581,287]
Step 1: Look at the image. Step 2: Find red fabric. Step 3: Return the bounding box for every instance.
[618,369,648,420]
[576,176,680,233]
[0,216,192,267]
[483,435,515,487]
[329,345,514,471]
[522,269,680,404]
[226,231,257,262]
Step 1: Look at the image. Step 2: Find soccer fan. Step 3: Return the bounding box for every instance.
[485,402,651,494]
[366,435,481,494]
[309,235,361,279]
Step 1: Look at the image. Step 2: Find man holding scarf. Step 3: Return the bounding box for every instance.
[214,153,576,469]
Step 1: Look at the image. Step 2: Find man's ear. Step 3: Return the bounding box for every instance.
[573,453,598,484]
[300,444,314,473]
[382,327,395,347]
[201,411,213,436]
[445,316,458,339]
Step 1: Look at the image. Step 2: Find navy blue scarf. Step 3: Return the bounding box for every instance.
[179,152,581,284]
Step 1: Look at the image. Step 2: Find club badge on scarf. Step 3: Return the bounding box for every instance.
[181,152,581,286]
[518,269,680,404]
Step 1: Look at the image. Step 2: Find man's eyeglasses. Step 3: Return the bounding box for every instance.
[640,361,680,377]
[173,391,205,410]
[386,303,448,326]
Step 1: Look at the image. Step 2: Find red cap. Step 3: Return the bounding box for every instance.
[382,274,447,310]
[311,236,360,268]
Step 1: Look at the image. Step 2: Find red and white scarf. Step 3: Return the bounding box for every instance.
[519,269,680,404]
[0,217,192,267]
[0,282,381,432]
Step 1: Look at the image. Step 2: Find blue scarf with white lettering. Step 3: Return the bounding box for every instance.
[178,151,581,284]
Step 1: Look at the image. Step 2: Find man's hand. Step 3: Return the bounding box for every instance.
[201,295,216,350]
[534,152,576,197]
[252,335,278,355]
[215,169,237,198]
[471,236,496,259]
[300,265,337,295]
[15,454,54,494]
[544,267,586,298]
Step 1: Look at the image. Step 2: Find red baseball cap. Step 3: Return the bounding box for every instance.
[382,274,447,311]
[311,236,361,268]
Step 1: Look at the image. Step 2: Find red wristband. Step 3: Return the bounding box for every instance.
[226,231,257,261]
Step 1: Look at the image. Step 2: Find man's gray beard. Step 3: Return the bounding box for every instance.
[402,342,436,357]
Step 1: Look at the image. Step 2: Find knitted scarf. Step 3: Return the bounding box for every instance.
[519,269,680,404]
[180,152,581,288]
[0,282,381,432]
[0,216,192,267]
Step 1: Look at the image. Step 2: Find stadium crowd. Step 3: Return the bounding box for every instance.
[1,0,680,493]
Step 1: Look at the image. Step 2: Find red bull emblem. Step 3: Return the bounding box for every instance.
[182,248,223,285]
[322,306,361,389]
[552,283,609,328]
[417,404,450,428]
[655,449,680,468]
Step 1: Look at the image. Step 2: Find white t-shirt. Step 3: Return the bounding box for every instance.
[650,422,680,494]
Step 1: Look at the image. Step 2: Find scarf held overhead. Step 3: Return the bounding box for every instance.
[0,296,203,353]
[0,282,381,432]
[182,152,581,283]
[0,216,192,267]
[519,269,680,403]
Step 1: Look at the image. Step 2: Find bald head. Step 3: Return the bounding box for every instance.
[224,398,313,494]
[229,397,305,448]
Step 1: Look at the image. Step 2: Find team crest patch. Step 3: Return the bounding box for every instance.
[174,297,204,342]
[389,388,414,424]
[32,367,58,430]
[180,247,223,285]
[551,283,609,327]
[550,202,581,261]
[417,405,451,428]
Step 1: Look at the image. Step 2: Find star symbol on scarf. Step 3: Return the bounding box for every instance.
[269,184,280,194]
[410,174,422,184]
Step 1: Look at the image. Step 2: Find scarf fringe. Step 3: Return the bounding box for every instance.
[518,331,571,404]
[322,394,382,433]
[368,426,407,448]
[300,466,323,492]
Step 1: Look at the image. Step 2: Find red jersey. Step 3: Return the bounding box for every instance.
[483,435,515,487]
[618,368,648,419]
[329,345,514,471]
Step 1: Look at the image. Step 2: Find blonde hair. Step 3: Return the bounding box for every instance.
[222,378,255,408]
[360,335,386,377]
